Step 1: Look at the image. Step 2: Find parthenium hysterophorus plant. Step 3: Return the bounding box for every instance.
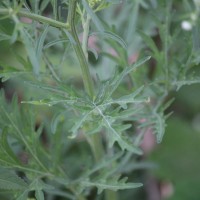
[0,0,199,199]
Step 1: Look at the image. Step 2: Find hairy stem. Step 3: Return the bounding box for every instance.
[69,1,105,162]
[67,0,94,97]
[67,0,106,167]
[69,0,118,200]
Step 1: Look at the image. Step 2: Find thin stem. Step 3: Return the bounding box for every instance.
[66,2,104,163]
[68,0,106,172]
[0,8,68,29]
[85,132,104,161]
[78,4,118,200]
[67,0,94,97]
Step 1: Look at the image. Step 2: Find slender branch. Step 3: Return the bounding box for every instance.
[67,0,94,97]
[0,8,68,29]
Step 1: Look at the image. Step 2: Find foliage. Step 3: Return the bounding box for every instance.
[0,0,199,199]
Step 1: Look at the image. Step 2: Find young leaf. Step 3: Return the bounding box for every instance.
[81,175,143,194]
[96,106,142,154]
[152,112,166,143]
[109,56,151,96]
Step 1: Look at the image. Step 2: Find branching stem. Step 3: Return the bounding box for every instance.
[68,0,105,162]
[0,8,68,29]
[68,0,94,97]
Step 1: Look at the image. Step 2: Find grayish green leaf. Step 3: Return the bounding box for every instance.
[90,31,127,49]
[0,168,28,190]
[81,176,142,194]
[36,25,49,61]
[82,0,105,32]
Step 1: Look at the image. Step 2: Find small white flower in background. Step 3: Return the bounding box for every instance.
[181,20,192,31]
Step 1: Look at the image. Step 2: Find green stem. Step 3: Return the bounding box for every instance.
[68,3,118,200]
[80,12,105,162]
[68,0,94,97]
[0,8,68,29]
[85,132,104,161]
[68,0,105,164]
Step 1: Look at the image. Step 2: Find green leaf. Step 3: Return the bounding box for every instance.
[16,191,29,200]
[40,0,51,12]
[96,106,142,154]
[138,30,160,58]
[51,112,65,134]
[90,31,127,49]
[21,29,40,75]
[69,110,92,138]
[94,80,110,105]
[173,78,200,91]
[0,67,31,82]
[152,112,166,143]
[0,127,20,165]
[105,86,149,109]
[36,25,49,61]
[24,81,71,96]
[35,190,44,200]
[153,98,174,143]
[17,179,54,200]
[82,0,105,32]
[43,38,69,49]
[63,29,76,45]
[109,56,151,96]
[0,168,28,190]
[29,179,54,191]
[81,175,143,194]
[83,152,124,178]
[21,98,74,106]
[114,123,132,132]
